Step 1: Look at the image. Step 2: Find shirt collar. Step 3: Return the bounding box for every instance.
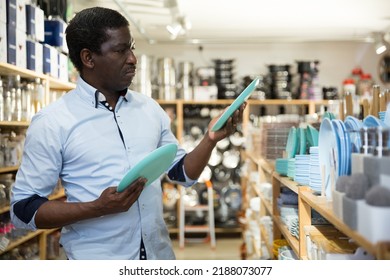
[76,76,129,108]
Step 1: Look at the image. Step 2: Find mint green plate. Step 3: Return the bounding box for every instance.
[306,125,319,147]
[211,77,260,131]
[285,127,298,158]
[299,127,307,155]
[117,144,178,192]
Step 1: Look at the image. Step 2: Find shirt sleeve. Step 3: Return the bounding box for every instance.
[10,112,63,230]
[167,155,198,187]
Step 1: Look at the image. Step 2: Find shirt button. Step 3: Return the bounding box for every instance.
[105,102,109,106]
[141,255,145,259]
[141,248,145,252]
[109,106,113,110]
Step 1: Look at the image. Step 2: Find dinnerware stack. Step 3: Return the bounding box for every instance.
[309,146,322,193]
[294,155,311,186]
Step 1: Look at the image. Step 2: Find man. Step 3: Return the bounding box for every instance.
[10,7,244,260]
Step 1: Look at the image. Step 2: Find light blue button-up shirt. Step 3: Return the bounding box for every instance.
[10,77,196,260]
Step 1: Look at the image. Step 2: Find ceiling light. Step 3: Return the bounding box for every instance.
[166,22,182,39]
[376,42,387,55]
[373,32,388,55]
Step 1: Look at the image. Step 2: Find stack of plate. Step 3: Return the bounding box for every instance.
[332,119,352,175]
[309,146,322,193]
[294,155,311,186]
[318,118,352,199]
[344,116,362,153]
[287,158,296,179]
[363,115,385,128]
[275,158,289,176]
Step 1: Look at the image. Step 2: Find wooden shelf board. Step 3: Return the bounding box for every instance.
[257,190,273,215]
[246,153,275,175]
[0,166,19,174]
[299,189,377,256]
[273,215,299,256]
[0,121,30,127]
[273,173,300,194]
[1,230,42,254]
[0,62,46,80]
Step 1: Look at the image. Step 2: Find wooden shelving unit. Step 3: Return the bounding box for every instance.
[0,62,74,260]
[245,148,390,260]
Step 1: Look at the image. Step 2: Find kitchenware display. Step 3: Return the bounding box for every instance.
[198,165,213,182]
[132,54,154,97]
[177,61,194,100]
[208,148,223,167]
[157,57,176,100]
[162,185,179,210]
[117,143,178,192]
[266,64,292,99]
[213,165,232,182]
[363,115,384,127]
[309,146,322,193]
[216,137,230,150]
[296,60,321,100]
[344,116,363,153]
[182,188,199,207]
[229,131,245,147]
[213,59,237,99]
[211,77,260,131]
[294,154,311,186]
[199,185,221,209]
[221,183,242,210]
[332,119,351,175]
[222,149,241,169]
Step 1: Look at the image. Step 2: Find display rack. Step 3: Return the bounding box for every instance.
[0,62,74,260]
[245,151,390,260]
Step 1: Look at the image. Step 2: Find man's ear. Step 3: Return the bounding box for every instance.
[80,48,94,69]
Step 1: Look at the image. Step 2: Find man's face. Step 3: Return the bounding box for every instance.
[92,26,137,93]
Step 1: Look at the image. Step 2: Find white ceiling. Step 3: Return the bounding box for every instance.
[70,0,390,45]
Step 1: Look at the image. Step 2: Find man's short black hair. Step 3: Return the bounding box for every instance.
[66,7,129,73]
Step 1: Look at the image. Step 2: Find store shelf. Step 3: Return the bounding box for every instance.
[1,230,43,253]
[273,172,300,194]
[269,170,390,260]
[246,153,275,175]
[0,166,19,174]
[0,62,46,80]
[299,188,378,257]
[0,188,66,258]
[273,215,299,256]
[0,121,30,127]
[47,76,76,90]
